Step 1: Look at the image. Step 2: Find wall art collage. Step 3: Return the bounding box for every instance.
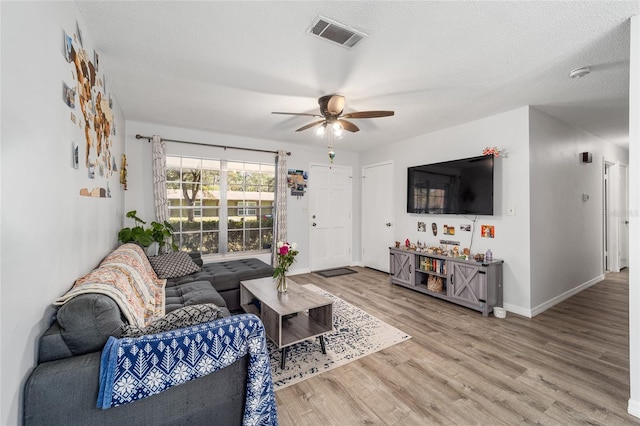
[63,21,117,198]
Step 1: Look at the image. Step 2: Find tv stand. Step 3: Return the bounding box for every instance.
[389,247,503,316]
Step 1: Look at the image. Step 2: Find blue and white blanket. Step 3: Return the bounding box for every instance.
[97,314,278,426]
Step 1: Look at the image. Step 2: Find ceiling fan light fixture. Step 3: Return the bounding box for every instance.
[315,124,326,137]
[569,67,590,79]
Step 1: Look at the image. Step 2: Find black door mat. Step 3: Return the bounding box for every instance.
[315,268,358,278]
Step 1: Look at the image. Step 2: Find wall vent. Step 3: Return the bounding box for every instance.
[309,16,366,49]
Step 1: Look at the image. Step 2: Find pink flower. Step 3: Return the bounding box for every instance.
[279,245,289,256]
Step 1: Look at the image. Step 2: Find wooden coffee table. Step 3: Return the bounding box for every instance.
[240,276,333,368]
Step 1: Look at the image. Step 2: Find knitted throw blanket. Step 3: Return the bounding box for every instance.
[97,314,278,426]
[54,244,166,328]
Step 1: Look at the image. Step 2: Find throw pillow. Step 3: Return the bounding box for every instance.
[121,303,223,337]
[148,251,201,279]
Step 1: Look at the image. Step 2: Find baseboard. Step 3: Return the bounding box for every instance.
[530,274,604,317]
[628,398,640,419]
[503,303,532,318]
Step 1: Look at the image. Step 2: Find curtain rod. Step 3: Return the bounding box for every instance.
[135,134,291,156]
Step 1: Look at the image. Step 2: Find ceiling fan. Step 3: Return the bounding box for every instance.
[272,94,394,133]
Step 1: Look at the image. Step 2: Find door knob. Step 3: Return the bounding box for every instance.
[386,223,392,227]
[312,222,316,227]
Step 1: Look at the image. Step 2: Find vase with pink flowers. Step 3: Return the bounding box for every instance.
[273,241,298,293]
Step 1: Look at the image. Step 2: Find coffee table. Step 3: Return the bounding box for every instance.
[240,276,333,368]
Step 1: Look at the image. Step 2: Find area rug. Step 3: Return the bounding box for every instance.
[268,284,411,390]
[315,267,358,278]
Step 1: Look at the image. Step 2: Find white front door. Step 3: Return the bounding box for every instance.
[309,164,352,271]
[362,161,394,272]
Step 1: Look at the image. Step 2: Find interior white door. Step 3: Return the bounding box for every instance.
[619,164,629,269]
[362,162,394,272]
[309,164,352,271]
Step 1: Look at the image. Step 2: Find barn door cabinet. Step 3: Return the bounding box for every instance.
[389,247,503,316]
[389,248,415,286]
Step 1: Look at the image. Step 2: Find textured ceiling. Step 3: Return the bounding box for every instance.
[76,1,638,151]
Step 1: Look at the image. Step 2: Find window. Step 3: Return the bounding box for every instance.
[166,156,275,257]
[237,201,257,216]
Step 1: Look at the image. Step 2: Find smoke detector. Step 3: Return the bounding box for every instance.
[569,67,591,79]
[309,16,367,49]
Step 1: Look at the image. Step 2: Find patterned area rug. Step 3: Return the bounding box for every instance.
[269,284,411,390]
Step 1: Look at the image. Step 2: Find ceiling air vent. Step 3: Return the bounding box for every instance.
[309,16,366,49]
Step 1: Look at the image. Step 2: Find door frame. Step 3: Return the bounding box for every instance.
[603,160,629,272]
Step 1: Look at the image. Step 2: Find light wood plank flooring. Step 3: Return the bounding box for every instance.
[275,267,638,425]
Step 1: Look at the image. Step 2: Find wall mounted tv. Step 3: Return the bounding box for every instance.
[407,155,494,215]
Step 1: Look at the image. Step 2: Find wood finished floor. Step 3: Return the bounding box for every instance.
[275,267,638,425]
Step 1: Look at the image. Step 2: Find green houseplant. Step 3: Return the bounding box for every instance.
[118,210,177,252]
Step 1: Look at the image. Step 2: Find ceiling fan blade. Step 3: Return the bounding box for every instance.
[342,111,395,119]
[337,119,360,133]
[327,95,346,115]
[295,120,326,132]
[272,112,323,118]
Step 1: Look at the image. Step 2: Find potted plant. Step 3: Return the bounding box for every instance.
[118,210,177,253]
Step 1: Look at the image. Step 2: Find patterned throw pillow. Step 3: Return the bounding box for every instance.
[121,303,223,337]
[148,251,201,279]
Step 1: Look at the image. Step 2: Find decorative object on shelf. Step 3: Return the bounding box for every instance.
[474,253,485,262]
[485,249,493,262]
[427,275,444,293]
[273,241,298,293]
[405,239,410,248]
[482,146,500,157]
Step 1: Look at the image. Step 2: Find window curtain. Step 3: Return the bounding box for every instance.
[272,150,288,266]
[152,135,169,252]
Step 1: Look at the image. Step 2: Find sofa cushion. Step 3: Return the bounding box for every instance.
[167,258,274,293]
[121,303,224,337]
[164,280,228,312]
[148,251,201,279]
[56,294,124,357]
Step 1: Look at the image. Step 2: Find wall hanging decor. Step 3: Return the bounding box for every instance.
[481,225,495,238]
[287,169,307,197]
[64,22,116,198]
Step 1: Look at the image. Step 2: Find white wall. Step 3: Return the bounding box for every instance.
[528,108,628,312]
[628,13,640,420]
[0,3,126,424]
[124,121,361,274]
[360,107,533,315]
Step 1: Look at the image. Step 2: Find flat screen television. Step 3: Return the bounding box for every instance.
[407,155,494,215]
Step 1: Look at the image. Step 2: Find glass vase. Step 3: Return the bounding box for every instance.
[276,274,288,293]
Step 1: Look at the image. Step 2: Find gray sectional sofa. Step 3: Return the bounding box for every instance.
[23,245,274,425]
